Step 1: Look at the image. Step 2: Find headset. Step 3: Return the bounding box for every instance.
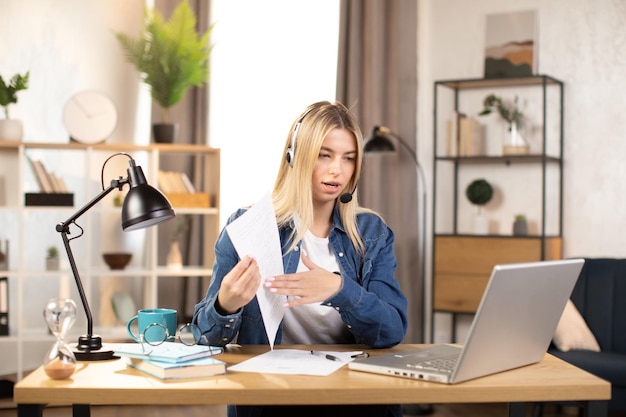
[285,109,312,167]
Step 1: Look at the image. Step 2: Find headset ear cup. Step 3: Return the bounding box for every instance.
[286,147,295,167]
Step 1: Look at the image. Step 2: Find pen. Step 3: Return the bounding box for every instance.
[310,350,341,362]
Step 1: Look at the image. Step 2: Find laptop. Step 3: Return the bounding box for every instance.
[349,258,584,384]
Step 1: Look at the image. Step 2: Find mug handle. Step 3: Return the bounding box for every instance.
[127,315,140,342]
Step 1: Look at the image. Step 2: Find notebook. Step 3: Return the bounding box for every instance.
[349,258,584,384]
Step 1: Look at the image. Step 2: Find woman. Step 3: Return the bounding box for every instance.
[193,101,408,417]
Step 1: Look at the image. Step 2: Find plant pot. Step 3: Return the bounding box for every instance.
[473,213,489,235]
[513,220,528,236]
[152,123,179,144]
[46,257,59,271]
[0,119,23,141]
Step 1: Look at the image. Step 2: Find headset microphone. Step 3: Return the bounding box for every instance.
[340,182,358,203]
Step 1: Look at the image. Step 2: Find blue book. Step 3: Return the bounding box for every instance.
[125,356,226,379]
[110,342,223,364]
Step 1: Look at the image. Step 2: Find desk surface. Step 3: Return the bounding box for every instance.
[15,344,610,406]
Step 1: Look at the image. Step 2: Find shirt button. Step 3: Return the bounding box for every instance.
[295,246,299,251]
[338,252,344,257]
[347,325,352,329]
[229,318,235,323]
[335,307,340,311]
[225,324,231,328]
[222,337,228,341]
[326,303,332,306]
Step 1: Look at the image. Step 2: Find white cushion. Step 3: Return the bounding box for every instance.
[553,299,601,352]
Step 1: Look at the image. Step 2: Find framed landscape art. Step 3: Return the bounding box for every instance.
[484,10,537,78]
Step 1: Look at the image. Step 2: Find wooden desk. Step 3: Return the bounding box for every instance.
[14,344,610,417]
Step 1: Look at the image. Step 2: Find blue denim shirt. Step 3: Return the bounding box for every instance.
[192,206,407,417]
[193,206,408,348]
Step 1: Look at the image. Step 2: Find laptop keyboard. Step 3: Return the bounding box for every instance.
[407,355,458,373]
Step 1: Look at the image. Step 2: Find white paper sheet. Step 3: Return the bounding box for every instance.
[228,349,363,376]
[225,192,286,349]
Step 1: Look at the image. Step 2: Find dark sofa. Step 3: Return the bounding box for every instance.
[548,258,626,411]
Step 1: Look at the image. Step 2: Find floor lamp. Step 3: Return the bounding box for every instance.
[363,126,428,342]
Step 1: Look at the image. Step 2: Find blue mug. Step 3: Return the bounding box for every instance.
[127,308,177,344]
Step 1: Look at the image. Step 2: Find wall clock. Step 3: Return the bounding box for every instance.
[62,91,118,144]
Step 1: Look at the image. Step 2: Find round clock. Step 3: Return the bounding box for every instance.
[62,91,118,144]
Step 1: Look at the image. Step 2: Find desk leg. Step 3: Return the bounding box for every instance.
[73,404,91,417]
[585,400,607,417]
[508,402,525,417]
[17,404,44,417]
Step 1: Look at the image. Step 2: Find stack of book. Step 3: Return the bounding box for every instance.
[111,342,226,380]
[157,170,210,208]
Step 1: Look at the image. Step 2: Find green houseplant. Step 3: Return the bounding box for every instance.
[0,71,29,141]
[466,179,493,235]
[115,0,212,142]
[479,94,529,155]
[46,245,60,271]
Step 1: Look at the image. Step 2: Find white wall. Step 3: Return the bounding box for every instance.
[419,0,626,342]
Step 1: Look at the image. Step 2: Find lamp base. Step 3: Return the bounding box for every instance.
[71,334,116,361]
[71,343,116,361]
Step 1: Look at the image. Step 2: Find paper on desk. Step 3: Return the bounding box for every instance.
[225,192,286,349]
[228,349,363,376]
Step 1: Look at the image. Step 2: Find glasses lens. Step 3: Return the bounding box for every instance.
[143,322,168,346]
[178,323,201,346]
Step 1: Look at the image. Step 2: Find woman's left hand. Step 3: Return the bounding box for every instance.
[264,251,342,307]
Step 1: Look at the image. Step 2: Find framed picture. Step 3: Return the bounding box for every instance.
[484,10,537,78]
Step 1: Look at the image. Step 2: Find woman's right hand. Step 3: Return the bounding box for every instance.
[215,256,261,314]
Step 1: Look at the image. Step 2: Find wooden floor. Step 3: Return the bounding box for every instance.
[0,401,591,417]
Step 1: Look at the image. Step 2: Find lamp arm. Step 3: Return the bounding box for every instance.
[55,177,128,346]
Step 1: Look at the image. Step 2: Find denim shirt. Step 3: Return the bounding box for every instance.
[192,206,408,348]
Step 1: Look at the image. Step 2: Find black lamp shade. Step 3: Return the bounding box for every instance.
[363,127,396,152]
[122,164,175,231]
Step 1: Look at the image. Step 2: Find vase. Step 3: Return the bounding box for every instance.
[46,257,60,271]
[503,121,529,155]
[473,212,489,235]
[166,241,183,270]
[0,119,23,141]
[152,123,179,144]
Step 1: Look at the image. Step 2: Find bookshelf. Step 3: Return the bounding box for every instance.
[0,141,220,379]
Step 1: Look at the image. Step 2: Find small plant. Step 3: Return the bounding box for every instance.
[115,1,212,123]
[465,179,493,207]
[0,71,30,119]
[172,214,190,242]
[47,246,59,259]
[514,214,527,222]
[479,94,523,127]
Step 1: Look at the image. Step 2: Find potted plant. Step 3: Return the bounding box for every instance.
[513,214,528,236]
[479,94,529,155]
[0,71,29,141]
[46,246,60,271]
[465,179,493,235]
[115,0,212,143]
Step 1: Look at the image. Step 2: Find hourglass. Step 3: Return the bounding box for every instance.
[43,298,78,380]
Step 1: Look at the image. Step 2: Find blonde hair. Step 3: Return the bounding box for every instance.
[272,101,370,255]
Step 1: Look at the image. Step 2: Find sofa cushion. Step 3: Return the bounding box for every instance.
[549,348,626,387]
[553,299,600,352]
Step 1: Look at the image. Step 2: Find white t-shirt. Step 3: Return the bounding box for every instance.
[281,230,353,344]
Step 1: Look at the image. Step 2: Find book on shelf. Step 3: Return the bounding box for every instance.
[158,170,196,194]
[27,157,69,193]
[110,342,224,364]
[125,355,226,380]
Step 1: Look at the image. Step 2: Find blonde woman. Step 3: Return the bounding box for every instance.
[193,101,407,417]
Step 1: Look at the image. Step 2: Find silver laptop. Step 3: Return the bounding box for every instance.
[349,258,584,384]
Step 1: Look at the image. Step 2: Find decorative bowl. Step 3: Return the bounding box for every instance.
[102,253,132,270]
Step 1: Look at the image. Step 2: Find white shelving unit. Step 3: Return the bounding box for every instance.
[0,141,220,379]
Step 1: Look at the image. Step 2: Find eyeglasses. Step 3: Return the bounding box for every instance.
[139,322,210,354]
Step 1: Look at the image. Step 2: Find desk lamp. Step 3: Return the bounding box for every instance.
[56,152,175,360]
[364,126,428,341]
